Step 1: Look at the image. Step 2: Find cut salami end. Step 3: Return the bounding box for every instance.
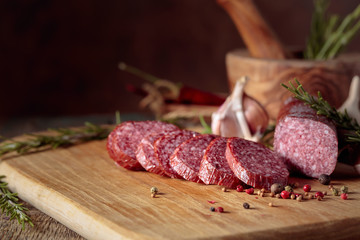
[136,130,181,175]
[170,134,218,183]
[106,121,179,170]
[154,130,200,179]
[226,137,289,189]
[274,98,338,178]
[199,137,241,188]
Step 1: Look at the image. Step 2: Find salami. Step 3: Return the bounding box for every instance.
[106,121,179,170]
[199,137,241,188]
[226,137,289,189]
[154,130,199,179]
[136,130,181,175]
[273,98,338,178]
[170,134,218,183]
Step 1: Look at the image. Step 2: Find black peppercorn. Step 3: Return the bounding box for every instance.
[210,207,215,212]
[243,202,250,209]
[318,174,331,185]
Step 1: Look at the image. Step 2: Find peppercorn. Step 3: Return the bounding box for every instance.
[246,188,254,195]
[280,190,290,199]
[328,184,334,190]
[217,207,224,213]
[285,185,293,192]
[341,193,348,200]
[151,187,158,194]
[322,191,327,196]
[261,188,266,193]
[304,192,309,196]
[236,185,243,192]
[318,174,331,185]
[270,192,275,198]
[275,194,281,198]
[296,195,303,202]
[303,184,311,192]
[210,207,215,212]
[271,183,284,194]
[332,188,339,196]
[308,194,313,199]
[260,192,265,197]
[317,196,323,201]
[268,202,273,207]
[222,187,227,192]
[257,190,261,196]
[340,186,348,194]
[315,191,324,198]
[290,194,296,200]
[243,202,250,209]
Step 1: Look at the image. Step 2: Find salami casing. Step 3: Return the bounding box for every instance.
[273,98,338,178]
[226,137,289,189]
[199,137,241,188]
[106,121,179,170]
[154,130,199,179]
[170,134,218,183]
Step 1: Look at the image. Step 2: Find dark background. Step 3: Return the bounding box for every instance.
[0,0,359,122]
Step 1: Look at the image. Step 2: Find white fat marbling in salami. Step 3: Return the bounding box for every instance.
[154,130,200,179]
[106,121,179,170]
[170,134,218,183]
[136,130,181,175]
[274,98,338,178]
[226,137,289,189]
[199,137,241,188]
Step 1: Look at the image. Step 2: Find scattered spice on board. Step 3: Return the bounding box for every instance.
[207,200,216,204]
[341,193,348,200]
[318,174,331,185]
[236,185,244,192]
[151,187,158,198]
[246,188,254,195]
[210,207,216,212]
[216,207,224,213]
[303,184,311,192]
[340,186,348,194]
[243,203,250,209]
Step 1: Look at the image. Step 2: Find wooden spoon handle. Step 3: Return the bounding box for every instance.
[217,0,290,59]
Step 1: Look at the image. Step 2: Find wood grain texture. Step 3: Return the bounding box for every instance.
[1,140,360,239]
[217,0,289,59]
[226,50,360,120]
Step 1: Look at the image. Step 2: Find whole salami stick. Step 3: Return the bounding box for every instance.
[217,0,290,59]
[273,98,338,178]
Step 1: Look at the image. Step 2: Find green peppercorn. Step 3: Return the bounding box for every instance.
[284,185,293,192]
[340,186,348,194]
[318,174,331,185]
[332,188,339,196]
[243,202,250,209]
[151,187,158,195]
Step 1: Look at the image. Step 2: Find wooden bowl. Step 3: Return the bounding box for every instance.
[226,49,360,121]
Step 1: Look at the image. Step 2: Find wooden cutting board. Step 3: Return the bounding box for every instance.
[1,139,360,240]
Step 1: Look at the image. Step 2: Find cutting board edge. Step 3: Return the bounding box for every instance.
[0,160,155,240]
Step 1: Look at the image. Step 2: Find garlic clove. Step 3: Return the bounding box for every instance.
[211,76,269,142]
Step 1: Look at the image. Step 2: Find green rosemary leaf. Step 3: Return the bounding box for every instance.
[282,79,360,142]
[0,176,33,229]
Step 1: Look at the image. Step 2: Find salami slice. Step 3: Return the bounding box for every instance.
[273,98,338,178]
[154,130,200,179]
[199,137,241,188]
[136,130,181,175]
[106,121,179,170]
[170,134,218,183]
[226,137,289,189]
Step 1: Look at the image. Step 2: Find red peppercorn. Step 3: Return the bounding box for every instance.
[217,207,224,213]
[245,188,254,195]
[315,191,324,198]
[294,193,302,197]
[236,185,244,192]
[303,184,311,192]
[341,193,348,200]
[281,190,290,199]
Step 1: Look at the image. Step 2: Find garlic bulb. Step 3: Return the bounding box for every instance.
[337,75,360,124]
[211,77,269,142]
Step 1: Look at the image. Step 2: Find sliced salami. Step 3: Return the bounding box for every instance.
[170,134,218,183]
[199,137,241,188]
[136,130,181,175]
[226,137,289,189]
[154,130,200,179]
[106,121,179,170]
[274,98,338,178]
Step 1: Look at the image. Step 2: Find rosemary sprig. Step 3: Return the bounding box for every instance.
[305,0,360,60]
[282,79,360,142]
[0,122,112,157]
[0,175,34,229]
[199,115,212,134]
